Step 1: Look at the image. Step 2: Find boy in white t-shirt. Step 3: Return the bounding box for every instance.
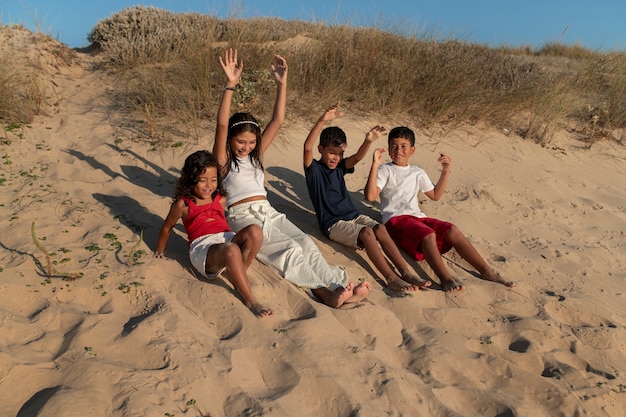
[364,126,516,291]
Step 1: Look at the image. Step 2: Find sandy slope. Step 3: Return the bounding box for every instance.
[1,27,625,417]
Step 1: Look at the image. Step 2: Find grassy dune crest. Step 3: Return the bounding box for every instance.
[3,6,626,147]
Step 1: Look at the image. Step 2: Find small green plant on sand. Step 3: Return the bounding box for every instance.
[103,232,122,249]
[84,346,97,357]
[84,243,102,252]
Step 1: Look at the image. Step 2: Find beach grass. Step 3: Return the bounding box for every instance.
[3,6,625,146]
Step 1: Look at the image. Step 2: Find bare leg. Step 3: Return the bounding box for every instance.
[231,224,263,270]
[358,227,418,292]
[373,224,431,289]
[420,233,464,292]
[445,226,516,287]
[206,242,273,317]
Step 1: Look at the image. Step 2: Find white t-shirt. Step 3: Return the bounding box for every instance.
[376,162,434,224]
[222,157,267,206]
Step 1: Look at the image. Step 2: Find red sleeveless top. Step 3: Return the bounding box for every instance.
[182,194,231,244]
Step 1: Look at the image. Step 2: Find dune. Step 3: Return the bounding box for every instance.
[1,25,625,417]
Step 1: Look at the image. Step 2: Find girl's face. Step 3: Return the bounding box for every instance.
[193,166,219,200]
[388,137,415,166]
[230,131,257,158]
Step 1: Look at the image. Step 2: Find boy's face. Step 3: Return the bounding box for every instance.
[388,137,415,166]
[318,144,346,170]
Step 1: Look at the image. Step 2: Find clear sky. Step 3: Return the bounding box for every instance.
[2,0,625,51]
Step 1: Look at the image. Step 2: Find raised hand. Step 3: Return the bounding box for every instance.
[320,102,344,123]
[437,152,452,171]
[365,125,387,142]
[219,48,243,84]
[271,54,288,84]
[372,147,386,165]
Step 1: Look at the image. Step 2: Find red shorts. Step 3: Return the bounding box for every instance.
[385,215,453,261]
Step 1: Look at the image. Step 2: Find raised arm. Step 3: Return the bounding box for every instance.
[364,148,386,202]
[303,102,343,168]
[214,48,243,168]
[424,152,452,201]
[259,54,288,154]
[344,125,386,170]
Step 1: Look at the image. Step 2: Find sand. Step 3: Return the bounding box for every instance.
[1,26,625,417]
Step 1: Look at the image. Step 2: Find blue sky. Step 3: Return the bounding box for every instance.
[1,0,625,51]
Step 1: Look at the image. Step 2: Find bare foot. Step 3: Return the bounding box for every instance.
[386,276,419,292]
[401,271,432,289]
[442,278,464,292]
[482,271,516,287]
[248,302,274,318]
[328,283,355,308]
[343,281,371,305]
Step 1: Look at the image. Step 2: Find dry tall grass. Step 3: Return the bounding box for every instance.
[3,7,625,148]
[0,24,75,134]
[0,26,45,128]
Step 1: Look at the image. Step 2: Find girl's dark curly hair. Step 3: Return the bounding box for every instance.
[226,112,264,174]
[173,150,225,203]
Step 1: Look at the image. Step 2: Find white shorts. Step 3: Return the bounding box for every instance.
[328,214,380,248]
[189,232,236,279]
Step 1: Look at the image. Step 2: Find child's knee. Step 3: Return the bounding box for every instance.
[422,232,437,245]
[358,226,375,244]
[222,242,243,259]
[247,224,263,239]
[372,223,389,238]
[240,224,262,240]
[445,225,462,240]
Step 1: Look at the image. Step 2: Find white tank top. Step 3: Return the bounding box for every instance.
[223,157,267,206]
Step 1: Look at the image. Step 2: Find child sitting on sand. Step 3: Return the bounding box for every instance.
[213,49,369,308]
[303,103,430,293]
[364,126,516,291]
[155,150,273,318]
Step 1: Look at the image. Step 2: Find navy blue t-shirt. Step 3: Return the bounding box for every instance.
[304,159,360,237]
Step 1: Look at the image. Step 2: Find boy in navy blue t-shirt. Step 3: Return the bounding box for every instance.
[303,103,430,292]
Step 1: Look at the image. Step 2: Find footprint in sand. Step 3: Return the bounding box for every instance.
[432,386,515,417]
[228,348,299,400]
[172,279,244,340]
[544,298,613,328]
[223,392,265,417]
[285,287,316,321]
[508,338,531,353]
[3,296,85,363]
[541,363,564,379]
[119,302,163,337]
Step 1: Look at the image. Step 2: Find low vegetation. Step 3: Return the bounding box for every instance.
[3,6,625,147]
[0,24,75,128]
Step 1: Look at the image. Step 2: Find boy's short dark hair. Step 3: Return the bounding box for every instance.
[320,126,347,147]
[388,126,415,147]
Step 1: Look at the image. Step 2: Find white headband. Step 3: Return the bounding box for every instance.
[230,120,259,129]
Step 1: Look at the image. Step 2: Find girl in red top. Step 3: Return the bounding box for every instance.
[156,150,273,318]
